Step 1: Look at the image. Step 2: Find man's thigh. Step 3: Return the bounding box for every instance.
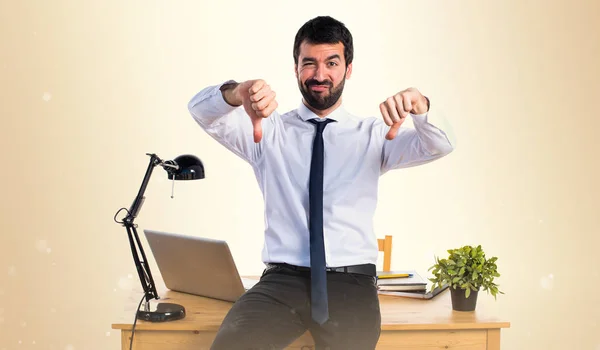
[308,273,381,350]
[210,268,310,350]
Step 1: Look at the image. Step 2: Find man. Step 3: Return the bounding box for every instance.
[188,16,454,350]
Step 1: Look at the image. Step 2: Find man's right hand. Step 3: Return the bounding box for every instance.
[222,79,278,143]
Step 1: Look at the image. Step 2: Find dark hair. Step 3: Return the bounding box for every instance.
[293,16,354,67]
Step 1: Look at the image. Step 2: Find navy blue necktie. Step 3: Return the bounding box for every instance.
[307,118,335,325]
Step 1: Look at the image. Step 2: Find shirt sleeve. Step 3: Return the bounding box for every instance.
[380,104,456,174]
[187,81,270,165]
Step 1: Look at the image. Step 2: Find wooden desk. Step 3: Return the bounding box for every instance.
[112,284,509,350]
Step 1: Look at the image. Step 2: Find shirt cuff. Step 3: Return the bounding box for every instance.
[411,104,457,148]
[188,80,241,127]
[213,80,240,113]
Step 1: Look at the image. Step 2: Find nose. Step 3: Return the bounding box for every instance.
[314,63,327,82]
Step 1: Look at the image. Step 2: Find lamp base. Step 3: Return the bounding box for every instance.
[137,302,186,322]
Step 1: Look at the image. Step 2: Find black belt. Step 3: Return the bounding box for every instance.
[267,262,376,277]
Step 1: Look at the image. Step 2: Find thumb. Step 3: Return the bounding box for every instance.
[252,117,263,143]
[386,122,401,140]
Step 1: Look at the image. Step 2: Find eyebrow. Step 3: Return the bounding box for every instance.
[301,54,342,63]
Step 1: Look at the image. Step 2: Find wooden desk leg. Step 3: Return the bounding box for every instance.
[486,329,501,350]
[121,331,131,349]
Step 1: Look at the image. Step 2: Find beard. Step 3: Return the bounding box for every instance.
[298,73,346,111]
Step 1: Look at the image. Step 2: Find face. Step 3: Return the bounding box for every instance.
[295,41,352,112]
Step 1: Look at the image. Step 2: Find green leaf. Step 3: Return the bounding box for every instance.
[428,245,503,300]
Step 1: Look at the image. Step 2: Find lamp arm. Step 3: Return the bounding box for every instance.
[124,224,159,304]
[125,153,163,222]
[121,153,164,305]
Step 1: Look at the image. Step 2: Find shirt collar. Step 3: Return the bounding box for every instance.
[297,100,347,122]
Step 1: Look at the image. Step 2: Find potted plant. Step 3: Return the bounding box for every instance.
[428,245,503,311]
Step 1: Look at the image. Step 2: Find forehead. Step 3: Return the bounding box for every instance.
[298,41,345,61]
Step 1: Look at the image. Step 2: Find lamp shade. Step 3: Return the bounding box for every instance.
[167,154,205,180]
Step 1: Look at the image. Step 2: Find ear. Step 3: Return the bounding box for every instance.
[294,64,298,79]
[345,63,353,79]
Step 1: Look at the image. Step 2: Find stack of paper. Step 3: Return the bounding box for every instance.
[376,270,449,299]
[376,270,427,292]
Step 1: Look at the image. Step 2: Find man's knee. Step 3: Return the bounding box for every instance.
[210,324,279,350]
[210,324,245,350]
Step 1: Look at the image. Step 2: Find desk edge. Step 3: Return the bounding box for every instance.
[111,321,511,332]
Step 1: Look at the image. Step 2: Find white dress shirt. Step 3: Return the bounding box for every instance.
[188,81,455,268]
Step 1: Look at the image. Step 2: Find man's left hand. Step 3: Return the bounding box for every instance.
[379,87,429,140]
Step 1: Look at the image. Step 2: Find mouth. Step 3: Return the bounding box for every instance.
[309,85,330,92]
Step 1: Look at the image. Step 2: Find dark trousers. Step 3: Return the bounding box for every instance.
[210,264,381,350]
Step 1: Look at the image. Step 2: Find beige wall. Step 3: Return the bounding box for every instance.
[1,0,599,348]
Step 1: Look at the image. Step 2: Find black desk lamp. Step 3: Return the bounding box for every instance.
[114,153,205,323]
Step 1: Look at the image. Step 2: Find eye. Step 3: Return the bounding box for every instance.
[327,61,338,67]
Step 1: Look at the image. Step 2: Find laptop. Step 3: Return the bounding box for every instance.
[143,229,259,302]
